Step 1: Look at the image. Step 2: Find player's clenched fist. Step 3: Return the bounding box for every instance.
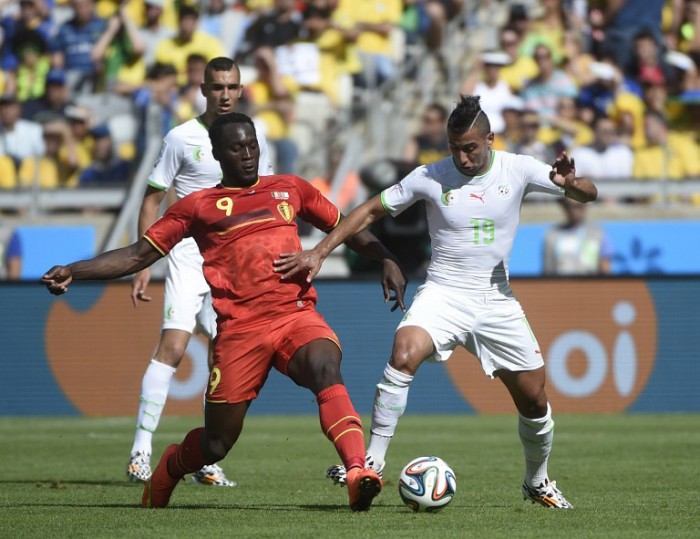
[41,266,73,295]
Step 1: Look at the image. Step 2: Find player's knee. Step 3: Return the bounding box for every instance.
[389,347,422,375]
[154,340,188,366]
[520,396,549,419]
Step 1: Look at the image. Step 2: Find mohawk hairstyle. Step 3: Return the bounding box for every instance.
[447,95,491,136]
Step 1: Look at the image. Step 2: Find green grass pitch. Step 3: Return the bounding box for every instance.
[0,414,698,538]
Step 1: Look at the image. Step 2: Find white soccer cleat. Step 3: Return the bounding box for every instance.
[522,479,573,509]
[326,453,385,487]
[191,463,237,487]
[127,452,152,483]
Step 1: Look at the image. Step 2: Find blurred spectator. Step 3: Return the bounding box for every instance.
[519,0,567,62]
[334,0,403,88]
[200,0,248,58]
[0,225,21,279]
[78,123,131,187]
[246,46,298,174]
[578,58,647,149]
[50,0,108,93]
[461,51,515,134]
[132,62,182,153]
[627,28,672,89]
[543,197,612,276]
[602,0,666,73]
[561,28,596,87]
[154,5,225,85]
[570,115,634,180]
[513,109,557,163]
[18,119,87,188]
[179,52,207,116]
[633,109,700,180]
[0,0,52,81]
[240,0,302,59]
[138,0,175,67]
[0,153,17,188]
[520,43,577,119]
[299,0,360,107]
[498,25,538,93]
[538,96,593,152]
[21,68,71,123]
[415,0,463,52]
[91,0,146,94]
[0,92,44,166]
[10,29,50,102]
[676,0,700,54]
[63,103,97,161]
[492,97,524,152]
[402,102,449,166]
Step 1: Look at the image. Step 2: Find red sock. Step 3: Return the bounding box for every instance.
[317,384,365,471]
[167,427,212,478]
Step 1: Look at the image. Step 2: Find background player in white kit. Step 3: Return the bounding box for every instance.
[275,95,598,509]
[126,57,273,485]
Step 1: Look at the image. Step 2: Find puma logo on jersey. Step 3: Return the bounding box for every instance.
[470,193,485,203]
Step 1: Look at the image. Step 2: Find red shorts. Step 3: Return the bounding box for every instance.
[206,309,341,404]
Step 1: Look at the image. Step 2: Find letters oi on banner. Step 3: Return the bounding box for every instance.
[444,281,657,413]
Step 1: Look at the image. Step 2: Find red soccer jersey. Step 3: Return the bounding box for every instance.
[144,175,340,330]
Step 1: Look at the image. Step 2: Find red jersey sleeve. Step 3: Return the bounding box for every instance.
[294,176,341,232]
[143,193,198,256]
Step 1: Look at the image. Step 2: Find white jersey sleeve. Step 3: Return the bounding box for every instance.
[148,131,183,192]
[518,154,565,197]
[380,166,430,216]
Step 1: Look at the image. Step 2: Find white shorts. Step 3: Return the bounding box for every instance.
[162,238,217,338]
[398,282,544,378]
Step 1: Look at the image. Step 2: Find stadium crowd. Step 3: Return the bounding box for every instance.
[0,1,698,213]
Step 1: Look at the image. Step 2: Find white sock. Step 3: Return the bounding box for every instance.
[130,359,176,456]
[367,364,414,467]
[518,403,554,487]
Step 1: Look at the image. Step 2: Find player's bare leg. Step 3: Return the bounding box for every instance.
[142,401,249,508]
[287,339,381,511]
[498,367,573,509]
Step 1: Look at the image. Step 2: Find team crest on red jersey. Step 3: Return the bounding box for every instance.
[277,201,295,223]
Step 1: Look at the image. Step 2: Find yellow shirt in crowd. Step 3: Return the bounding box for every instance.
[335,0,402,56]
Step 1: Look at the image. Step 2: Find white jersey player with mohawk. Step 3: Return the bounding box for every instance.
[126,57,272,486]
[275,95,599,509]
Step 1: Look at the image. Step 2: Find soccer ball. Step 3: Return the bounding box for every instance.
[398,456,457,512]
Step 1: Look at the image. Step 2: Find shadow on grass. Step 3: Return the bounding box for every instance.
[0,479,141,488]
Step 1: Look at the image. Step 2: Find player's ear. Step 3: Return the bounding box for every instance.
[486,132,495,146]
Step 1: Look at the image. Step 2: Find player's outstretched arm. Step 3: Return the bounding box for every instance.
[274,194,389,282]
[41,239,164,295]
[549,152,598,202]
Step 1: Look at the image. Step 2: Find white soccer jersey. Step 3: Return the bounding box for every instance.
[381,151,564,291]
[148,117,273,199]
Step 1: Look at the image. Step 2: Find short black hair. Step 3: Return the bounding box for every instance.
[204,57,240,82]
[209,112,256,155]
[447,95,491,136]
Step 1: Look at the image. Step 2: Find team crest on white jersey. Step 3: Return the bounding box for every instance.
[193,146,205,162]
[440,190,457,206]
[272,191,289,200]
[497,185,512,199]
